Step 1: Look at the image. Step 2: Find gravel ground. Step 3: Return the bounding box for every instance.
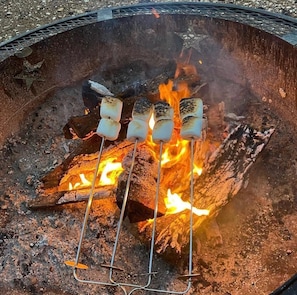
[1,0,297,44]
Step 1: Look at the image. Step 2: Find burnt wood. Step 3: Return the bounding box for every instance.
[116,145,167,223]
[139,124,275,254]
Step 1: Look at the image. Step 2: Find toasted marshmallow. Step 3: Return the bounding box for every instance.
[126,119,149,143]
[179,97,203,120]
[180,116,203,140]
[96,118,121,141]
[132,97,153,122]
[100,97,123,122]
[152,119,174,144]
[154,101,174,121]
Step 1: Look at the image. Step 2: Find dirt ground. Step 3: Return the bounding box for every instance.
[0,68,297,295]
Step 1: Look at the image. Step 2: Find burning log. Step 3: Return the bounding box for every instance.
[139,124,275,254]
[116,145,167,223]
[28,141,134,208]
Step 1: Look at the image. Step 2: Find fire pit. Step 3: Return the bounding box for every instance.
[0,3,297,295]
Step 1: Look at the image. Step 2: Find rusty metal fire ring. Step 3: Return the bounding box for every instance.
[1,2,297,62]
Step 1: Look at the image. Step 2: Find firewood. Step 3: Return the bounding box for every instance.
[28,186,115,208]
[63,111,100,139]
[29,141,134,208]
[139,124,275,254]
[116,145,167,223]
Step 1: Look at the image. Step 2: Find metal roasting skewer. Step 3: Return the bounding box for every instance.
[65,101,201,294]
[65,137,106,270]
[108,139,138,282]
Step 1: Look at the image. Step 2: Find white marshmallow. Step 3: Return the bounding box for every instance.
[180,116,203,140]
[132,97,153,122]
[152,119,174,144]
[100,97,123,122]
[126,119,149,143]
[96,118,121,141]
[179,97,203,120]
[154,101,174,121]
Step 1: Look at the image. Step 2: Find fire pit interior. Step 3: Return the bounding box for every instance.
[1,3,297,295]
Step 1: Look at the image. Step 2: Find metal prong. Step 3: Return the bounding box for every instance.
[188,138,195,282]
[109,139,138,282]
[100,264,125,272]
[146,141,163,286]
[73,137,106,268]
[177,273,201,280]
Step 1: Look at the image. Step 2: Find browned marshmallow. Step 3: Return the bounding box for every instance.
[100,97,123,122]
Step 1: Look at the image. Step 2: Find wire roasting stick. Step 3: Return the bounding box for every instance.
[180,97,204,283]
[64,136,106,270]
[65,97,123,276]
[64,96,205,294]
[108,98,154,290]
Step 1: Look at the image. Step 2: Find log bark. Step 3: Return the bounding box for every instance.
[139,125,275,254]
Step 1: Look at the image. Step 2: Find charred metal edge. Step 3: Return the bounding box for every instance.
[1,2,297,62]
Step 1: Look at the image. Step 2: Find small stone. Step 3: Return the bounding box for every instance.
[279,87,286,98]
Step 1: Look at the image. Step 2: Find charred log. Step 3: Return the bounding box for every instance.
[63,110,100,139]
[116,145,167,223]
[139,124,275,254]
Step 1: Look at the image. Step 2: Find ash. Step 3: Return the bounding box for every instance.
[0,75,297,295]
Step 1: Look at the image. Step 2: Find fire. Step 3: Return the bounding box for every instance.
[67,157,123,191]
[65,50,209,220]
[68,173,92,190]
[144,74,208,216]
[165,189,209,216]
[193,164,203,176]
[159,80,190,124]
[98,161,123,186]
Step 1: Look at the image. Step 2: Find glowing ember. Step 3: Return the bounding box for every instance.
[165,189,209,216]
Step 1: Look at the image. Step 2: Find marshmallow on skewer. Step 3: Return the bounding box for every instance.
[100,97,123,122]
[96,118,121,141]
[180,116,203,140]
[154,101,174,121]
[132,97,153,122]
[179,97,203,120]
[152,119,174,144]
[126,119,149,143]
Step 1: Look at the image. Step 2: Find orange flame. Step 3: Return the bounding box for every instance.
[145,72,208,215]
[98,161,123,186]
[66,157,123,191]
[165,189,209,216]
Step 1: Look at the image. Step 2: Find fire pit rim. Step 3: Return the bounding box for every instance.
[1,2,297,62]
